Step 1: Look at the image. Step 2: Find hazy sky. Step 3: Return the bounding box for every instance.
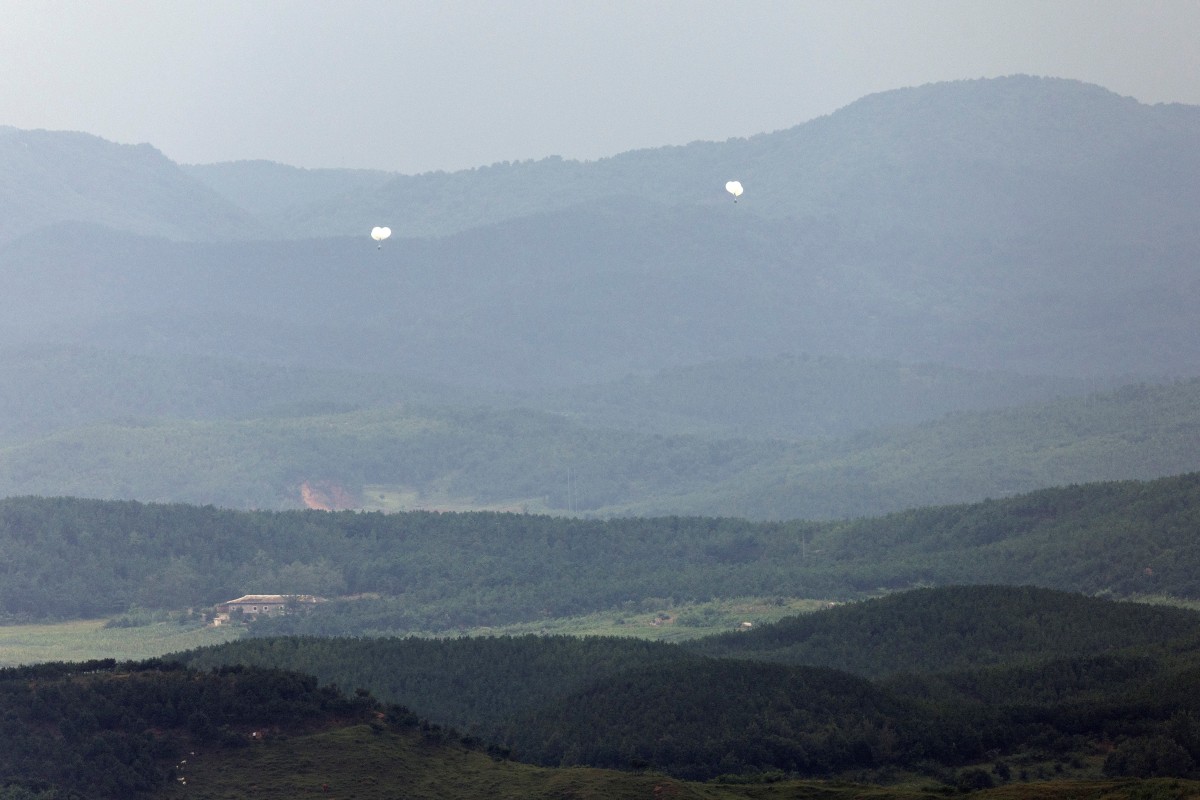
[3,1,1199,174]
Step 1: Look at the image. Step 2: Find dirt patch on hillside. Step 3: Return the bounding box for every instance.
[300,481,357,511]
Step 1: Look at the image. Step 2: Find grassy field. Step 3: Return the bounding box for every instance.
[0,619,242,667]
[153,723,1200,800]
[361,483,543,514]
[0,598,827,667]
[154,723,954,800]
[447,592,1200,643]
[440,596,837,642]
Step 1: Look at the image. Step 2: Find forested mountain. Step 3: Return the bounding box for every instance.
[5,473,1200,627]
[5,185,1197,385]
[4,76,1200,385]
[182,76,1200,245]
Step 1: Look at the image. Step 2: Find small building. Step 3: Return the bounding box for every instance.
[214,594,324,621]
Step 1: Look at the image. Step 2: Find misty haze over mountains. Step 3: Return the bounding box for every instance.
[2,75,1199,515]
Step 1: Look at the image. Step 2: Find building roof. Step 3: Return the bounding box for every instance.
[220,594,323,605]
[223,595,289,604]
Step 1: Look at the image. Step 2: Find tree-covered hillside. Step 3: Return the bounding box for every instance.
[175,586,1200,782]
[0,659,378,798]
[686,586,1200,677]
[617,378,1200,520]
[523,353,1103,440]
[19,654,1193,800]
[0,344,494,446]
[1,376,1197,519]
[5,473,1200,627]
[179,635,693,738]
[179,588,1200,734]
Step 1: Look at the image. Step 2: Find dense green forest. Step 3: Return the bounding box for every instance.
[175,586,1200,782]
[0,659,385,798]
[686,586,1200,676]
[179,635,693,740]
[5,473,1200,627]
[15,663,1198,800]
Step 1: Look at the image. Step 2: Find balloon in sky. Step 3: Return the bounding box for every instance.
[725,181,743,202]
[371,226,392,249]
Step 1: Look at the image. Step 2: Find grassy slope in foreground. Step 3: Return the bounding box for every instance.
[156,722,1200,800]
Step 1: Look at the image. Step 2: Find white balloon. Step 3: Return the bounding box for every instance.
[725,181,743,198]
[370,226,392,241]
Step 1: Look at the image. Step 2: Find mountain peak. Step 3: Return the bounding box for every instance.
[0,126,263,244]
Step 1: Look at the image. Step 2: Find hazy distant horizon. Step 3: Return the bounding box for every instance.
[3,1,1199,174]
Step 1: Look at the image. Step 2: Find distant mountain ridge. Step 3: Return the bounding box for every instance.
[4,75,1200,514]
[0,125,262,243]
[5,76,1199,383]
[9,76,1200,243]
[180,76,1200,242]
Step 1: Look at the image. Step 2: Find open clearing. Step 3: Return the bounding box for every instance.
[0,619,242,667]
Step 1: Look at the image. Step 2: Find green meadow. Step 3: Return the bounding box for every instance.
[0,619,241,667]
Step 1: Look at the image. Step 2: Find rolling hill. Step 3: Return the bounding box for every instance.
[685,585,1200,677]
[175,586,1200,782]
[1,374,1196,518]
[18,656,1178,800]
[6,472,1200,627]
